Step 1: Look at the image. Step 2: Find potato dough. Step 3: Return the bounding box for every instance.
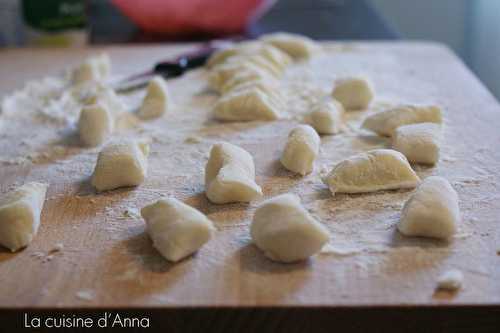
[78,103,114,147]
[82,85,125,115]
[72,53,111,84]
[281,125,320,175]
[91,140,149,192]
[213,86,283,121]
[332,77,374,110]
[323,149,420,194]
[141,197,215,262]
[251,193,330,263]
[362,104,442,136]
[398,176,459,239]
[393,123,442,165]
[308,98,344,135]
[260,32,319,59]
[205,142,262,204]
[138,76,169,120]
[0,182,48,252]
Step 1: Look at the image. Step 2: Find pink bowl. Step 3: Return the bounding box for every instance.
[111,0,275,36]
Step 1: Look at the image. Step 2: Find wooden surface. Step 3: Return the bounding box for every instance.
[0,42,499,310]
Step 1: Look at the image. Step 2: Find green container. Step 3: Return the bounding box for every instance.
[22,0,87,47]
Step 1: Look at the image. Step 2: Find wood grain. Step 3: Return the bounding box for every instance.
[0,42,499,311]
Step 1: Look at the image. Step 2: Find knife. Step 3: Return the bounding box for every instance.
[113,40,234,94]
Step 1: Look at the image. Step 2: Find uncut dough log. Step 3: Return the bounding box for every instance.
[281,125,320,175]
[323,149,420,195]
[91,140,150,192]
[393,122,442,165]
[138,76,169,120]
[251,193,330,263]
[398,176,459,239]
[362,104,442,137]
[141,197,215,262]
[0,182,48,252]
[205,142,262,204]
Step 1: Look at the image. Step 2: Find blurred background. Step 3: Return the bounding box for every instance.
[1,0,499,99]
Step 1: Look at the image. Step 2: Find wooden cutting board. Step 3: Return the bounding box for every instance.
[0,42,499,309]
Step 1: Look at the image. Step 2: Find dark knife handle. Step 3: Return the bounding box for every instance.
[153,48,213,77]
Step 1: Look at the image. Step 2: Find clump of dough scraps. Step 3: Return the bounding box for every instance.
[398,176,459,240]
[0,182,48,252]
[436,269,463,291]
[141,197,215,262]
[251,193,330,263]
[91,139,149,192]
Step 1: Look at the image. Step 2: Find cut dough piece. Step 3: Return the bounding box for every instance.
[205,142,262,204]
[436,269,463,291]
[251,193,330,263]
[91,140,149,192]
[141,197,215,262]
[307,98,344,135]
[362,104,442,137]
[393,123,442,165]
[208,60,279,92]
[281,125,320,175]
[72,53,111,84]
[213,86,283,121]
[138,76,169,120]
[0,182,48,252]
[78,103,114,147]
[323,149,420,194]
[219,69,279,94]
[398,176,459,239]
[260,32,320,59]
[331,77,374,110]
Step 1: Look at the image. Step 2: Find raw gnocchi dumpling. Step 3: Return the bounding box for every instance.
[0,182,48,252]
[281,125,320,175]
[219,69,279,94]
[393,123,442,165]
[362,104,442,137]
[331,77,374,110]
[307,98,344,135]
[208,61,272,92]
[78,103,114,147]
[72,53,111,84]
[323,149,420,195]
[251,193,330,263]
[398,176,459,240]
[91,140,149,192]
[138,76,169,120]
[141,197,215,262]
[260,32,320,60]
[205,142,262,204]
[213,86,283,121]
